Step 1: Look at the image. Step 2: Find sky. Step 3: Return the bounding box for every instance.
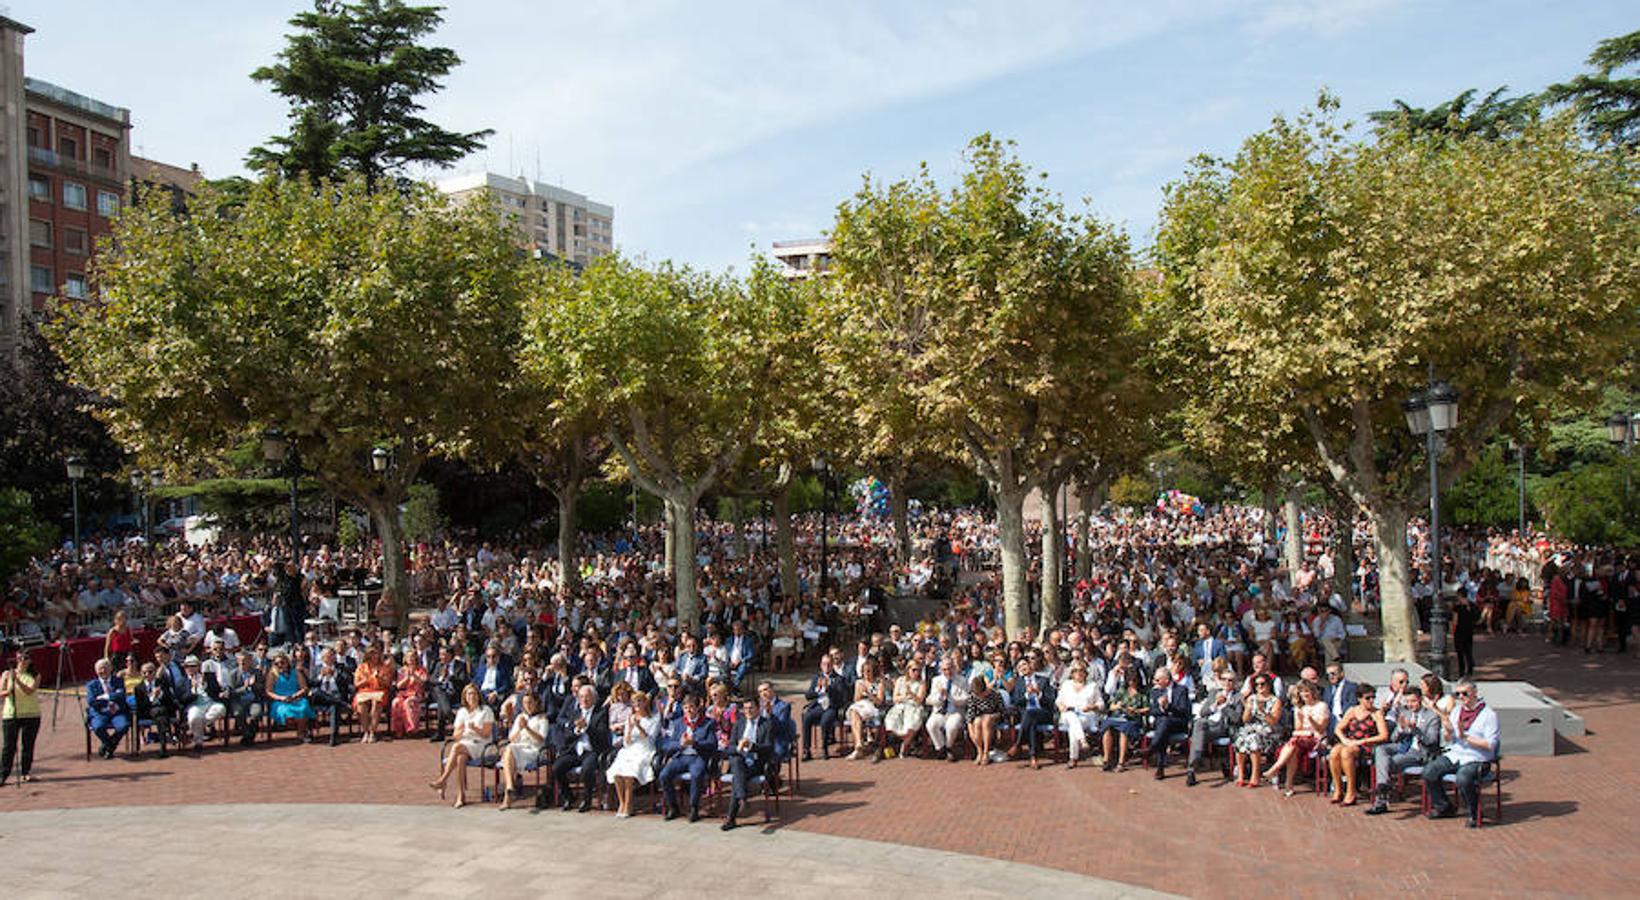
[11,1,1637,272]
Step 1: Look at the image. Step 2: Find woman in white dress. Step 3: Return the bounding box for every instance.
[607,692,661,818]
[429,684,495,809]
[1055,662,1105,769]
[497,693,549,810]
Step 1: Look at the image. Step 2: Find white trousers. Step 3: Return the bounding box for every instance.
[926,710,964,750]
[1060,710,1102,760]
[187,702,226,744]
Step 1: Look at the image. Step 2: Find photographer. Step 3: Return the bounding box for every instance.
[1,649,42,784]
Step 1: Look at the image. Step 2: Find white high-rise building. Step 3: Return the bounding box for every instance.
[435,172,612,268]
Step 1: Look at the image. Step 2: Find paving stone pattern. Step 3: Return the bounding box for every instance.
[1,633,1635,898]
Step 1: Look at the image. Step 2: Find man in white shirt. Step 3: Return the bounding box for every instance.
[1421,679,1500,826]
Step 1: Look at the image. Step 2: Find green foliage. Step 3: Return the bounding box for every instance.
[152,477,319,537]
[576,479,637,535]
[1444,443,1531,529]
[1544,29,1640,147]
[1368,87,1538,139]
[1108,474,1153,508]
[0,489,57,582]
[1532,457,1639,547]
[248,0,491,186]
[400,482,446,542]
[336,511,364,548]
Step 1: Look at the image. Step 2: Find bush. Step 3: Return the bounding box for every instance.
[1532,457,1639,547]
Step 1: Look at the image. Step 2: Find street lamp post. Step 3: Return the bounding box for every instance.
[66,456,87,552]
[1508,438,1528,537]
[812,456,830,600]
[261,429,301,558]
[129,469,164,545]
[1403,377,1459,679]
[1608,411,1636,500]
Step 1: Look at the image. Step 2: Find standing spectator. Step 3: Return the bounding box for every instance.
[1,651,42,783]
[103,609,134,673]
[1451,590,1480,677]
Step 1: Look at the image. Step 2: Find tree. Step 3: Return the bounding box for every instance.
[826,135,1141,639]
[1545,29,1640,147]
[534,256,801,631]
[1152,97,1640,662]
[516,262,612,595]
[0,489,55,582]
[48,176,525,622]
[249,0,491,186]
[1368,87,1538,139]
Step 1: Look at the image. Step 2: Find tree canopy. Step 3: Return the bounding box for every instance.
[248,0,491,186]
[47,175,525,618]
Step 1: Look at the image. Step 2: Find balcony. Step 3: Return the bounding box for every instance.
[28,146,123,185]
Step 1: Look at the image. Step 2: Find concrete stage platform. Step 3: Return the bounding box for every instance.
[1344,662,1575,757]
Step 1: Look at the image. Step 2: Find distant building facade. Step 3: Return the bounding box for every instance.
[436,172,613,268]
[2,14,132,363]
[771,238,831,279]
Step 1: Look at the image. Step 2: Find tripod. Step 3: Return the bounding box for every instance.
[49,634,84,732]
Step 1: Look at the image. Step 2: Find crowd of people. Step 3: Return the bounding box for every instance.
[2,498,1635,832]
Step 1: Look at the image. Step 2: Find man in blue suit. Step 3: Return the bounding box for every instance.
[801,654,849,761]
[674,636,706,692]
[756,680,795,765]
[86,657,129,759]
[1323,663,1358,729]
[721,698,776,831]
[1146,668,1192,780]
[725,620,757,694]
[472,642,514,711]
[1006,657,1056,766]
[658,693,718,822]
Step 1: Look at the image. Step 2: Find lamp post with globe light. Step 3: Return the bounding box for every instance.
[1403,377,1458,679]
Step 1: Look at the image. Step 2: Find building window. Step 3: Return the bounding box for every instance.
[29,219,52,248]
[94,147,113,169]
[26,126,41,147]
[58,136,78,159]
[64,274,88,299]
[30,265,54,294]
[63,181,88,210]
[64,227,89,255]
[28,175,50,201]
[97,190,120,217]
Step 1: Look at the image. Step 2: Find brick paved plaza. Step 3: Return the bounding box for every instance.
[1,632,1635,898]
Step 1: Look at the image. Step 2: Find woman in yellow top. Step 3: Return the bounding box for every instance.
[1,652,42,785]
[352,645,393,743]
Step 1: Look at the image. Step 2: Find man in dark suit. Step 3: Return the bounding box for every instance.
[1006,657,1056,766]
[86,658,129,759]
[220,651,265,746]
[673,637,707,693]
[1323,663,1358,731]
[801,655,848,761]
[428,644,470,741]
[755,680,796,765]
[722,698,775,830]
[658,692,718,822]
[580,649,614,699]
[547,685,610,812]
[309,648,353,747]
[1147,668,1192,780]
[472,642,514,711]
[657,676,688,725]
[725,620,757,694]
[132,662,176,758]
[613,649,657,696]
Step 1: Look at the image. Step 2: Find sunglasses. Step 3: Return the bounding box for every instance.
[1454,690,1474,698]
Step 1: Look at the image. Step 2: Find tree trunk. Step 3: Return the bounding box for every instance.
[1332,492,1356,606]
[889,470,911,565]
[1283,484,1303,574]
[1372,502,1417,663]
[368,499,410,626]
[667,495,701,632]
[1038,481,1064,633]
[557,486,580,594]
[772,484,798,601]
[996,486,1031,640]
[1261,483,1279,547]
[1074,479,1094,582]
[730,497,747,559]
[663,501,675,580]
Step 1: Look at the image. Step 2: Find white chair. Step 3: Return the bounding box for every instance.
[305,596,341,638]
